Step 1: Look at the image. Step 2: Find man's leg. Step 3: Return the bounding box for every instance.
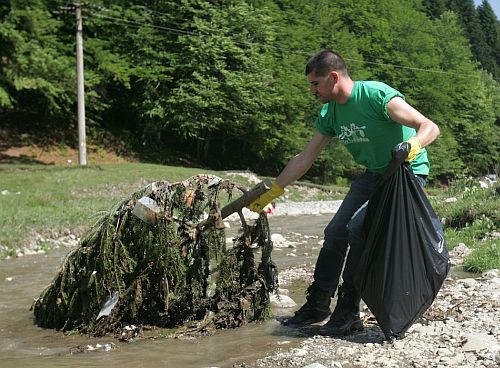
[285,172,379,327]
[318,202,367,336]
[319,172,427,336]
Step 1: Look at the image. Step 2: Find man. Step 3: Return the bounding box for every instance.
[248,50,440,337]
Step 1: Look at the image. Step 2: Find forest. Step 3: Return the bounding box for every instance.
[1,0,499,183]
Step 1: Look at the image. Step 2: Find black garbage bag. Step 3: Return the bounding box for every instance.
[354,147,450,341]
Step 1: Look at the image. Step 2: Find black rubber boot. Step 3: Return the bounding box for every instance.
[318,285,363,336]
[284,284,332,327]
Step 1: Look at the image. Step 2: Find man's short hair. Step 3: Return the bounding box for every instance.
[305,50,348,77]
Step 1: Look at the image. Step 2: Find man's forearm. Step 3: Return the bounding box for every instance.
[415,119,440,148]
[276,154,314,188]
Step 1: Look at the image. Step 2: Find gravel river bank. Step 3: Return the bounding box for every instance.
[236,201,500,368]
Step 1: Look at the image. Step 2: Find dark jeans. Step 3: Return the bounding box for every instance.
[313,170,427,296]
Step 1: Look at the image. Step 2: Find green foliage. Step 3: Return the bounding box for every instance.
[421,0,447,19]
[163,1,280,165]
[431,176,499,272]
[310,140,361,183]
[0,0,75,121]
[426,126,464,182]
[447,0,498,78]
[433,176,498,229]
[423,0,500,78]
[426,11,499,178]
[0,0,498,181]
[463,240,500,273]
[476,0,499,78]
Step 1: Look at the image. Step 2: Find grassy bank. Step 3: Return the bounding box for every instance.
[430,176,499,273]
[0,163,498,272]
[0,163,218,256]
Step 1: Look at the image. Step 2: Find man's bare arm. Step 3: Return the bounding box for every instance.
[387,97,440,147]
[276,132,331,188]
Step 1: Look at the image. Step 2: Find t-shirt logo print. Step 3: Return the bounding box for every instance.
[338,123,368,144]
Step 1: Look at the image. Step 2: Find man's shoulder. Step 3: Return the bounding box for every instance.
[357,80,393,90]
[355,81,403,102]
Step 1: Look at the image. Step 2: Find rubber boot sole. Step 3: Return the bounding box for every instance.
[318,318,364,336]
[284,310,331,328]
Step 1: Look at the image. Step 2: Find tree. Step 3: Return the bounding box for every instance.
[476,0,499,78]
[421,0,447,19]
[446,0,495,77]
[0,0,75,134]
[156,1,281,168]
[430,11,498,177]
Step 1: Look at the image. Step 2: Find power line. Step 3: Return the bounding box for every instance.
[85,11,484,79]
[52,1,498,81]
[85,12,208,38]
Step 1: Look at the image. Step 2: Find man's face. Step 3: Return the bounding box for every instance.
[307,71,336,103]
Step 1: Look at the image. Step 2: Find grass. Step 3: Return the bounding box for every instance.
[463,240,499,273]
[430,176,499,273]
[0,163,218,256]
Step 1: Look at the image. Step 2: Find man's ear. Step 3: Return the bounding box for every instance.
[329,71,340,82]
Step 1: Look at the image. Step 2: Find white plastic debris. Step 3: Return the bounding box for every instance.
[208,176,223,187]
[97,292,119,320]
[132,196,162,225]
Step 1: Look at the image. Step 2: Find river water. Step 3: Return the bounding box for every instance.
[0,214,332,368]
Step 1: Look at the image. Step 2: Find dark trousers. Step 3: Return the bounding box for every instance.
[313,171,427,296]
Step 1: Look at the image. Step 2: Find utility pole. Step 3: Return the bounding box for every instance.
[75,1,87,165]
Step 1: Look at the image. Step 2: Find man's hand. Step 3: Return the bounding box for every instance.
[248,181,284,213]
[405,136,422,161]
[393,136,422,162]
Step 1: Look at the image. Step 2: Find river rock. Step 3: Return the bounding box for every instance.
[303,363,328,368]
[270,294,297,308]
[271,233,294,248]
[459,278,477,288]
[483,269,499,279]
[272,201,342,216]
[449,243,472,265]
[462,332,500,353]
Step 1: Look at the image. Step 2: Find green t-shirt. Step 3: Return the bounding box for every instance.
[315,81,429,175]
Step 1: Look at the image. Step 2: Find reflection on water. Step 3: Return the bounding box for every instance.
[0,213,472,368]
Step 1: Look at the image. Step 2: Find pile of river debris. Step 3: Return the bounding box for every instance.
[32,175,278,339]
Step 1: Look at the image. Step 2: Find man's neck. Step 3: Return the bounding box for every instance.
[335,78,355,105]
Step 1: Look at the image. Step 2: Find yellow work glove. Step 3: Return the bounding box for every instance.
[248,181,284,213]
[405,136,422,161]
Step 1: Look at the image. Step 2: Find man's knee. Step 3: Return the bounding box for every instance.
[324,218,350,241]
[347,214,363,236]
[347,203,367,242]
